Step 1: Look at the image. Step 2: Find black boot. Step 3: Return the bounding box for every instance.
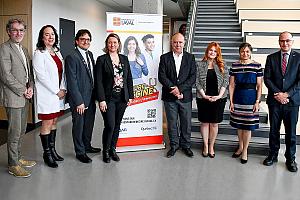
[49,130,64,161]
[40,134,58,168]
[103,149,111,163]
[109,148,120,162]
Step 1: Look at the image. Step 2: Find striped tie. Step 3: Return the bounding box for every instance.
[282,53,287,75]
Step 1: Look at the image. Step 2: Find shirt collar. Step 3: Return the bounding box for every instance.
[173,51,183,58]
[281,50,291,56]
[77,46,88,54]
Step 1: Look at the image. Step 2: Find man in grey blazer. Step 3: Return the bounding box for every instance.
[65,29,100,163]
[0,18,36,177]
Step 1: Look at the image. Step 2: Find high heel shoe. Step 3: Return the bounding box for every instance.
[208,153,215,158]
[202,151,208,157]
[241,158,248,164]
[232,152,242,158]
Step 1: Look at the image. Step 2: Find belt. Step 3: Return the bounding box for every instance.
[112,87,122,93]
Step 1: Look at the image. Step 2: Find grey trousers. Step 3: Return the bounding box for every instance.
[5,104,28,166]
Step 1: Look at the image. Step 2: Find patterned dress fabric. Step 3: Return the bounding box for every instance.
[229,61,263,130]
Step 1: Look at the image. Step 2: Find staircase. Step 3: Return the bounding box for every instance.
[188,0,269,155]
[192,0,241,64]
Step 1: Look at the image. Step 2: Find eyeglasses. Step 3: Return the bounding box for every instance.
[279,39,293,43]
[79,38,91,42]
[10,29,25,34]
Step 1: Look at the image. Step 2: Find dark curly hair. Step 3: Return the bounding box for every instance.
[36,25,59,51]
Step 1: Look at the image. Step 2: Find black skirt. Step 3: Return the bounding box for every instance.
[196,98,226,123]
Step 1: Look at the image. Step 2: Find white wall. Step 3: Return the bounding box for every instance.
[32,0,115,122]
[32,0,115,58]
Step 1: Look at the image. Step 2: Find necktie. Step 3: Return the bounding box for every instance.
[85,51,93,82]
[282,53,287,75]
[18,44,29,82]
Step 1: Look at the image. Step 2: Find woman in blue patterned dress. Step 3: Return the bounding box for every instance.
[229,42,263,164]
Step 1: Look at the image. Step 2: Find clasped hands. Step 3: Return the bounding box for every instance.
[274,92,289,104]
[170,86,183,99]
[203,95,221,102]
[24,87,33,99]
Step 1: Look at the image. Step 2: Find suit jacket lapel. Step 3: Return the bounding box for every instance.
[75,48,93,81]
[105,54,114,76]
[168,52,177,78]
[8,41,27,71]
[285,50,295,75]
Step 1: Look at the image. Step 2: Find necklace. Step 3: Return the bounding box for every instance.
[240,59,251,64]
[47,47,55,55]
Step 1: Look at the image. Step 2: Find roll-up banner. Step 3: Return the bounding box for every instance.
[106,12,164,152]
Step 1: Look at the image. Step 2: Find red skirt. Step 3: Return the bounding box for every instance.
[38,111,64,120]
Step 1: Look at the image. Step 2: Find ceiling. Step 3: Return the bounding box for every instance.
[96,0,192,18]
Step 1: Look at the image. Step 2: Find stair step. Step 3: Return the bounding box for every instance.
[191,119,270,138]
[191,132,269,144]
[195,27,240,31]
[198,8,236,12]
[190,133,269,155]
[199,0,234,2]
[198,5,235,9]
[196,22,240,26]
[191,108,268,123]
[197,11,237,15]
[197,16,237,19]
[193,40,242,45]
[197,18,239,22]
[194,32,241,36]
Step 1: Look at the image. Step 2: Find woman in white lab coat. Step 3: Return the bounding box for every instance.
[33,25,66,168]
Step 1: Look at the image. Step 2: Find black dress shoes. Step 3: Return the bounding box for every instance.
[86,147,101,153]
[103,150,111,163]
[182,148,194,157]
[286,160,298,172]
[166,147,179,158]
[110,150,120,162]
[263,155,278,166]
[76,154,92,163]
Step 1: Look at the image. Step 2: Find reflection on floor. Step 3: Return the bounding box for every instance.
[0,110,299,200]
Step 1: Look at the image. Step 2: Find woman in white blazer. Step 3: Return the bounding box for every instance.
[33,25,66,168]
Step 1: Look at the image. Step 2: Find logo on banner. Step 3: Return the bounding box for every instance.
[113,17,135,26]
[128,84,159,106]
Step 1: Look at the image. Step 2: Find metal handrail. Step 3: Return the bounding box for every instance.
[186,0,198,53]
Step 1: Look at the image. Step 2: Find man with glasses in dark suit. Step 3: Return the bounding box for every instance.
[263,31,300,172]
[65,29,101,163]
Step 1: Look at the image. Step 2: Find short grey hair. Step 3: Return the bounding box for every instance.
[6,18,27,32]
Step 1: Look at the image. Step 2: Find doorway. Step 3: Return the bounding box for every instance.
[59,18,75,59]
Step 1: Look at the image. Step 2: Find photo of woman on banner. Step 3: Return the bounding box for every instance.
[123,36,148,85]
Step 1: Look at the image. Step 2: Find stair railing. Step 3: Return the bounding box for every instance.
[186,0,198,53]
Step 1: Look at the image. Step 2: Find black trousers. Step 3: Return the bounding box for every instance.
[71,100,96,155]
[101,92,127,151]
[268,104,299,160]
